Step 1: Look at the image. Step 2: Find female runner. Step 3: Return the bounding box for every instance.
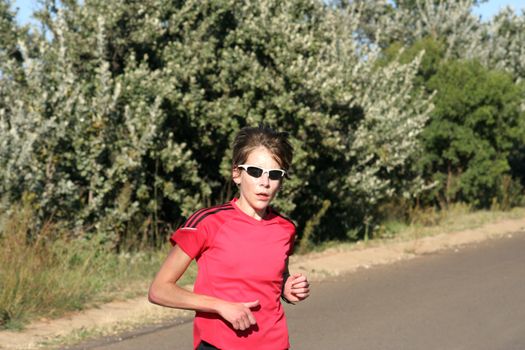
[149,125,310,349]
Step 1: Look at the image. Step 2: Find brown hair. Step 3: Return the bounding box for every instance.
[232,125,293,172]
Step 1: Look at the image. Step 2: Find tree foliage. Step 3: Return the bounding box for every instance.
[380,37,524,210]
[420,60,525,207]
[1,0,523,248]
[0,0,432,246]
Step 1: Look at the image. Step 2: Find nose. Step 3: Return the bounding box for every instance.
[259,172,270,187]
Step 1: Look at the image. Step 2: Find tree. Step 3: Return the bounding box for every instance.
[1,0,431,247]
[419,60,524,207]
[0,0,25,64]
[476,8,525,83]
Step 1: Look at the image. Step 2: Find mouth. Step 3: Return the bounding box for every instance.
[256,193,270,200]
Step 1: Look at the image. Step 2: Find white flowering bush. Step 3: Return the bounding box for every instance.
[1,0,432,245]
[476,8,525,84]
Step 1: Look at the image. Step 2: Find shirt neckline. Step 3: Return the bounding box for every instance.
[230,198,277,225]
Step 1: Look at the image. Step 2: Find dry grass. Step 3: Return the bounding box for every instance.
[311,204,525,253]
[1,201,523,330]
[390,203,525,242]
[0,205,194,330]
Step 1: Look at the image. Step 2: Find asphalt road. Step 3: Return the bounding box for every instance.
[68,232,525,350]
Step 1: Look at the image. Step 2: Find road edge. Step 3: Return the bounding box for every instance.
[1,217,524,349]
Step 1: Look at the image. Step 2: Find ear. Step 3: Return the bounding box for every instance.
[232,166,241,185]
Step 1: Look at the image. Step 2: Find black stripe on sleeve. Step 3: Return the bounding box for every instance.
[182,203,233,229]
[180,207,208,229]
[190,206,234,228]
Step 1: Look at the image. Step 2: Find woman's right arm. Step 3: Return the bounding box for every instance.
[148,245,258,331]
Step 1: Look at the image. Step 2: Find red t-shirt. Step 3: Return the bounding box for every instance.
[170,198,295,350]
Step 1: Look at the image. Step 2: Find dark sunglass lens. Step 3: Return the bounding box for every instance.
[246,166,263,178]
[268,170,283,180]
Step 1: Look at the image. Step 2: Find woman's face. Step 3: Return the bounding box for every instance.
[232,146,283,220]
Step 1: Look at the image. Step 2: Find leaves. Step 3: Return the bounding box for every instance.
[1,0,522,247]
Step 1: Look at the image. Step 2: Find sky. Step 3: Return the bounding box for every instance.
[9,0,525,25]
[471,0,525,19]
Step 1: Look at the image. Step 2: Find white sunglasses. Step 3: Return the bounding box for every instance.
[237,164,286,180]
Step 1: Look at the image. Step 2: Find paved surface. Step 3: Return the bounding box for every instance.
[67,233,525,350]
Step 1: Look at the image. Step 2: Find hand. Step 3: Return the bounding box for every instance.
[283,273,310,303]
[217,300,259,331]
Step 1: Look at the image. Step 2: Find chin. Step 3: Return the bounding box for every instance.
[253,203,269,210]
[251,200,270,211]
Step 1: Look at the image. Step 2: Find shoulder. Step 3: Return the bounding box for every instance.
[270,207,296,230]
[178,202,235,230]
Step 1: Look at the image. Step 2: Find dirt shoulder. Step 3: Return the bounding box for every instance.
[1,217,524,350]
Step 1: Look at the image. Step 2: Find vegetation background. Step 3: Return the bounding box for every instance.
[1,0,524,330]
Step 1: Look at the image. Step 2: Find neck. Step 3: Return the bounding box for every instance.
[236,198,268,221]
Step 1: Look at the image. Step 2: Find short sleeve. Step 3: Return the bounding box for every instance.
[170,225,209,259]
[286,227,296,256]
